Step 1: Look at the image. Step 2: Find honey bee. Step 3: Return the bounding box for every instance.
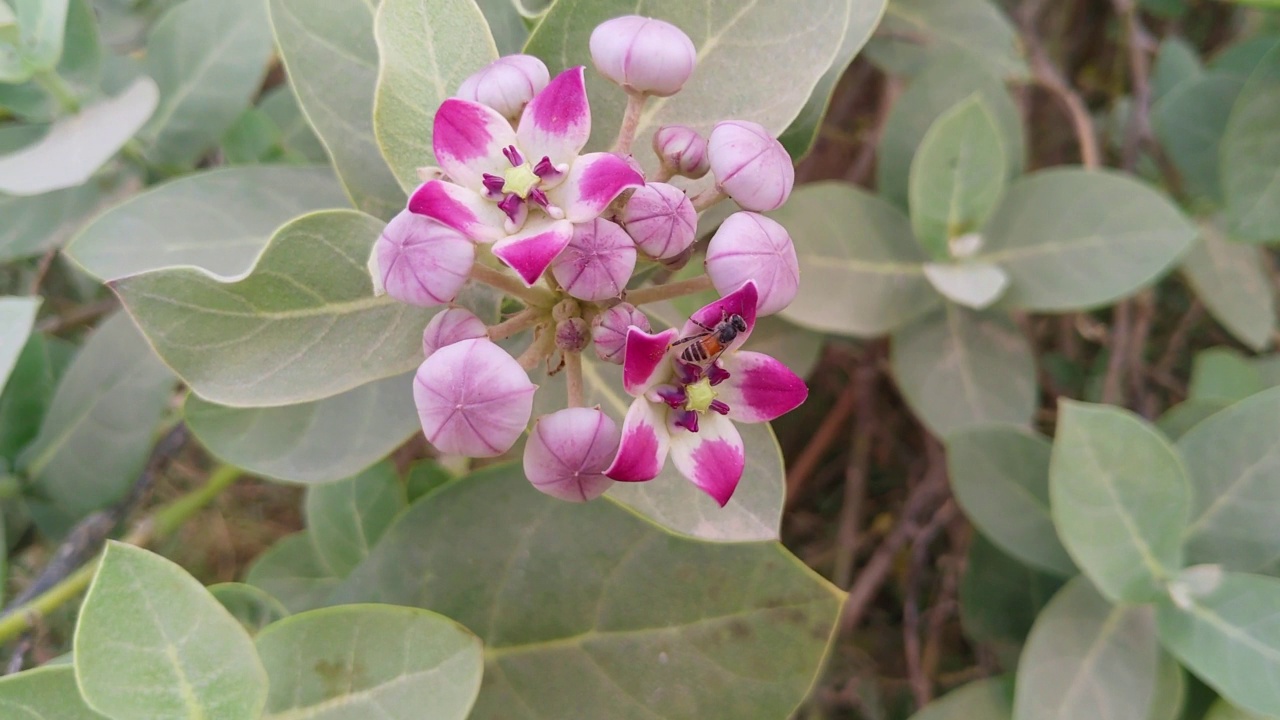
[673,312,748,365]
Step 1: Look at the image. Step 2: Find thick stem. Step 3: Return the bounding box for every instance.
[565,351,585,407]
[612,92,647,155]
[690,187,727,212]
[1017,1,1101,169]
[515,324,554,370]
[469,263,554,307]
[624,274,714,306]
[652,166,675,183]
[487,308,543,341]
[33,70,80,114]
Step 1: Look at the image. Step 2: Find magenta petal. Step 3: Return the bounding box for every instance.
[374,210,476,307]
[622,326,678,395]
[408,180,506,243]
[491,218,574,286]
[413,338,537,457]
[668,412,745,506]
[551,152,645,223]
[717,351,809,423]
[517,66,591,167]
[605,398,670,482]
[683,280,759,353]
[524,407,619,502]
[432,98,519,189]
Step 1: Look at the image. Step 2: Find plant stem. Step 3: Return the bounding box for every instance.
[612,92,647,155]
[624,274,714,306]
[32,70,80,114]
[469,264,554,307]
[487,308,543,341]
[690,187,727,212]
[565,351,584,407]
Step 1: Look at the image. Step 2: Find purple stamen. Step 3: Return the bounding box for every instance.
[709,400,730,415]
[707,363,731,386]
[498,193,524,221]
[675,361,702,385]
[533,156,559,178]
[674,410,699,433]
[482,173,506,196]
[656,386,686,408]
[528,187,550,208]
[502,145,524,166]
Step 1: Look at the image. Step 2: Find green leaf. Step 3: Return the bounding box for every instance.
[1013,576,1159,720]
[258,86,329,164]
[112,210,433,407]
[921,261,1010,310]
[66,165,350,281]
[976,169,1197,311]
[1211,36,1280,79]
[0,333,72,463]
[863,0,1027,80]
[907,676,1013,720]
[186,373,418,484]
[137,0,273,169]
[775,181,940,337]
[0,77,157,196]
[10,0,69,74]
[1049,401,1191,603]
[305,461,406,577]
[0,0,103,121]
[209,582,290,635]
[1222,41,1280,242]
[1157,571,1280,717]
[75,542,268,720]
[1153,37,1203,101]
[221,108,286,165]
[959,535,1063,668]
[373,0,498,191]
[0,180,119,263]
[1181,220,1276,351]
[946,424,1075,576]
[473,0,527,55]
[1157,399,1229,441]
[1189,347,1265,403]
[246,531,342,614]
[331,463,844,719]
[1147,651,1188,720]
[0,666,104,719]
[891,306,1036,436]
[255,604,483,720]
[269,0,405,219]
[1204,699,1279,720]
[17,313,174,534]
[0,296,40,390]
[405,459,455,501]
[1152,73,1244,203]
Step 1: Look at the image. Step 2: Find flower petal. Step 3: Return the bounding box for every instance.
[517,66,591,167]
[668,412,745,506]
[549,152,645,223]
[490,217,574,286]
[622,326,678,396]
[605,398,671,482]
[683,279,759,353]
[432,98,519,189]
[524,407,619,502]
[716,351,809,423]
[373,210,476,307]
[408,180,507,243]
[414,338,536,457]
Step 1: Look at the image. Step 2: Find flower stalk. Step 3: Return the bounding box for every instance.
[613,91,647,155]
[624,274,715,305]
[470,263,555,307]
[565,351,585,407]
[487,307,544,341]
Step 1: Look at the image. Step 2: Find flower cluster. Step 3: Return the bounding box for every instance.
[369,15,804,506]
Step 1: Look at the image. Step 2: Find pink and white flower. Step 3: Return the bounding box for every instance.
[589,16,697,98]
[421,307,488,359]
[620,182,697,260]
[524,407,620,502]
[603,282,808,505]
[707,120,795,212]
[705,212,800,316]
[370,210,475,307]
[409,66,644,286]
[592,303,650,364]
[550,217,637,301]
[455,55,550,121]
[414,338,537,457]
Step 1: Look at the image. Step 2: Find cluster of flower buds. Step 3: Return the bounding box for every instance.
[369,15,805,506]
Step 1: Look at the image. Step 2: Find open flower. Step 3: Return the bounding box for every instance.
[409,66,644,286]
[604,282,808,505]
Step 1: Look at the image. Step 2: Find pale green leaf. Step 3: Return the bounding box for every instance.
[907,676,1013,720]
[305,461,406,577]
[0,333,72,463]
[1222,41,1280,242]
[0,666,104,720]
[373,0,498,191]
[331,463,844,719]
[1147,651,1187,720]
[209,582,290,635]
[0,180,120,263]
[270,0,405,219]
[405,459,455,502]
[112,210,434,407]
[255,604,483,720]
[891,306,1036,436]
[222,108,285,164]
[1152,37,1202,102]
[259,86,329,163]
[75,542,268,720]
[246,531,342,614]
[0,0,102,122]
[1204,699,1280,720]
[775,181,940,337]
[1050,401,1190,603]
[1152,73,1243,202]
[959,535,1062,668]
[1189,347,1264,403]
[1013,576,1159,720]
[474,0,527,55]
[977,169,1197,311]
[1157,399,1229,441]
[863,0,1027,80]
[66,165,350,281]
[922,261,1010,310]
[1181,220,1276,351]
[1211,36,1280,79]
[945,424,1075,576]
[0,296,40,391]
[11,0,68,74]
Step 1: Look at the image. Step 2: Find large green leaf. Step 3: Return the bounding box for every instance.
[255,604,483,720]
[978,169,1197,311]
[246,531,343,614]
[1152,73,1244,203]
[186,373,419,484]
[0,333,72,463]
[7,0,69,77]
[269,0,405,218]
[775,181,940,337]
[1152,36,1202,102]
[1178,387,1280,570]
[0,296,40,391]
[0,180,118,263]
[75,542,268,720]
[474,0,527,55]
[1050,401,1190,603]
[0,666,104,719]
[1181,220,1276,351]
[863,0,1027,80]
[66,165,350,281]
[305,461,406,577]
[1189,347,1266,403]
[907,676,1013,720]
[0,0,102,122]
[1157,399,1229,441]
[1222,41,1280,242]
[1204,699,1279,720]
[959,535,1062,668]
[112,210,433,407]
[1013,576,1159,720]
[209,582,290,635]
[331,463,844,719]
[373,0,497,191]
[258,86,329,163]
[890,306,1036,437]
[945,425,1075,576]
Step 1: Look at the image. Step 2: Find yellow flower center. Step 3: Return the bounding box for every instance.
[684,378,717,414]
[502,163,540,198]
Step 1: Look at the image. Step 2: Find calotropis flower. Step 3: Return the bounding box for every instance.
[604,282,808,505]
[409,66,644,286]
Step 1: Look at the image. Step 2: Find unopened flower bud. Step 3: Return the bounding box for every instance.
[620,183,696,260]
[524,407,620,502]
[422,308,487,359]
[653,125,708,179]
[591,303,649,364]
[589,16,696,97]
[552,297,581,323]
[371,210,475,307]
[455,54,550,121]
[556,317,590,353]
[414,338,536,457]
[708,120,794,212]
[705,212,799,316]
[551,218,637,301]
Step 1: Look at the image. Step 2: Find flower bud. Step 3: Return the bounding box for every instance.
[620,183,696,260]
[555,317,590,353]
[591,303,649,364]
[524,407,620,502]
[551,218,637,302]
[414,338,536,457]
[652,125,709,179]
[705,212,799,316]
[422,307,487,359]
[707,120,794,212]
[455,54,550,121]
[589,16,696,97]
[371,210,475,307]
